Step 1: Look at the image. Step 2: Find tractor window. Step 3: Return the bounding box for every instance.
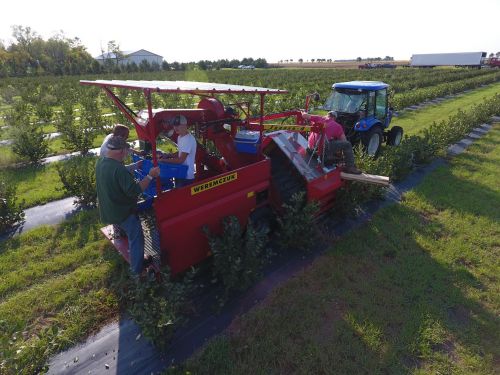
[323,90,366,114]
[367,91,376,117]
[375,89,387,120]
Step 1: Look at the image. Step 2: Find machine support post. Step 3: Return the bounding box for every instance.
[259,93,265,152]
[103,87,140,128]
[144,89,161,194]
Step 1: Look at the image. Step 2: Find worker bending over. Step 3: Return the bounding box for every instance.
[96,135,160,276]
[159,115,197,187]
[301,110,362,175]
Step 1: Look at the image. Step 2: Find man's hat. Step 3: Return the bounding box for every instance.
[172,115,188,126]
[224,106,237,116]
[107,135,131,150]
[327,111,338,118]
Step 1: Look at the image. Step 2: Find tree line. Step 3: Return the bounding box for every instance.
[0,26,268,78]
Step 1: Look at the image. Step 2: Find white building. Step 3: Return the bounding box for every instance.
[95,49,163,66]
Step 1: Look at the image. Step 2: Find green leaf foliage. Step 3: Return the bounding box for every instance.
[56,154,97,207]
[205,216,270,300]
[0,181,25,234]
[277,192,319,252]
[122,268,195,350]
[8,101,49,164]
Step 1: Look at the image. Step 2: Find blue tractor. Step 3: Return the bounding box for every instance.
[322,81,403,156]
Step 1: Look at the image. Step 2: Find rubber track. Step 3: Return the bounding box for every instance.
[268,147,306,205]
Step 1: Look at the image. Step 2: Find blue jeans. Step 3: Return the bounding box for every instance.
[119,214,144,274]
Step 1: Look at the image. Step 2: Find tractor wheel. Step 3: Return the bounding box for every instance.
[362,126,383,157]
[388,126,403,146]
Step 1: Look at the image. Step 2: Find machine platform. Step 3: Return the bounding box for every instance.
[101,223,162,270]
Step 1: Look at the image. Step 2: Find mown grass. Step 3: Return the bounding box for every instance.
[175,125,500,374]
[0,210,126,374]
[0,163,66,208]
[396,82,500,136]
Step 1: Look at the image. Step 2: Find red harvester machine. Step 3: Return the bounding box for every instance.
[81,80,388,276]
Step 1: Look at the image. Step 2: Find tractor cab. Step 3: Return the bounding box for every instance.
[322,81,403,156]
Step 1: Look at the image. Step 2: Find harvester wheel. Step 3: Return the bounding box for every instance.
[387,126,403,146]
[362,126,383,157]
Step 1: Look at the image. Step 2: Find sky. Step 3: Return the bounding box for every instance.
[1,0,499,63]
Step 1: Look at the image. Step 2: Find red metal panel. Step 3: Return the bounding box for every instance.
[307,168,344,212]
[153,160,271,275]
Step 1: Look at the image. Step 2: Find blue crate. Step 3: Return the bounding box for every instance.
[132,154,187,179]
[134,169,174,197]
[234,130,260,154]
[158,163,188,179]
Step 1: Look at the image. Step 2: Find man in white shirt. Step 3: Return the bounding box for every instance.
[159,115,197,187]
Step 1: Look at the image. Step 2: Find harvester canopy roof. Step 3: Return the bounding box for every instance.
[80,80,288,94]
[332,81,388,90]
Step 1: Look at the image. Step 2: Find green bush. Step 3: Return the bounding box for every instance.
[277,192,319,252]
[34,94,55,123]
[55,87,107,155]
[56,155,97,207]
[124,268,194,350]
[205,216,270,300]
[0,181,25,234]
[8,102,49,164]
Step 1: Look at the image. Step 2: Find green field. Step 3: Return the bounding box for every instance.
[0,68,498,373]
[177,124,500,374]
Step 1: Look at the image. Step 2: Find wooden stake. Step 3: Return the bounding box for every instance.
[340,172,390,186]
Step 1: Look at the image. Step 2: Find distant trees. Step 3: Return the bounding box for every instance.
[0,25,96,77]
[0,25,270,77]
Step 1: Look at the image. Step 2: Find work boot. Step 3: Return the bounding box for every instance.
[344,165,362,175]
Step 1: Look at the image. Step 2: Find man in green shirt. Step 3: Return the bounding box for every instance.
[96,135,160,275]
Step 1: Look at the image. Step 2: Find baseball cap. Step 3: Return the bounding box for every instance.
[107,135,131,150]
[172,115,188,126]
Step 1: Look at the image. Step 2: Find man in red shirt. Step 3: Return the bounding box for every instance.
[302,111,361,174]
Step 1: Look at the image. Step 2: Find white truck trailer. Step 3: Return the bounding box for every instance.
[410,52,487,68]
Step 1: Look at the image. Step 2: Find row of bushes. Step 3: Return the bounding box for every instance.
[3,86,111,165]
[2,68,498,132]
[391,72,500,110]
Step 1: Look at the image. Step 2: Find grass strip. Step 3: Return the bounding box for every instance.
[0,210,125,374]
[0,163,66,208]
[396,82,500,136]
